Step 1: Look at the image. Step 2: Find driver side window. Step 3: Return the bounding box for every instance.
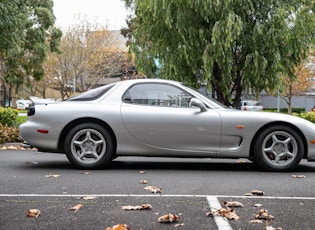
[123,83,192,107]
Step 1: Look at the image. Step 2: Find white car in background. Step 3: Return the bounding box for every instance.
[16,99,32,110]
[240,100,264,111]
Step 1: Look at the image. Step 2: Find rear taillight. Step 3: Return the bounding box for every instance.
[244,106,247,111]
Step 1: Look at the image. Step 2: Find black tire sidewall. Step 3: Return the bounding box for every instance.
[64,123,114,169]
[253,125,304,172]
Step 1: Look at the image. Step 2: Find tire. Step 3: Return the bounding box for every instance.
[64,123,114,169]
[253,125,304,172]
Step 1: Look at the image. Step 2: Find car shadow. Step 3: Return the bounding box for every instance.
[109,157,315,173]
[19,156,315,173]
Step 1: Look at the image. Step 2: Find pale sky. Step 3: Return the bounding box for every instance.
[53,0,129,30]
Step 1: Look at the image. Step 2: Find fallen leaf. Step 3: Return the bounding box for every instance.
[251,190,265,196]
[122,204,152,211]
[45,174,60,178]
[174,223,185,227]
[105,224,130,230]
[255,209,274,220]
[244,193,253,196]
[81,171,90,175]
[158,213,179,223]
[249,219,263,224]
[68,204,83,213]
[223,201,244,208]
[207,207,240,220]
[253,203,263,207]
[26,209,41,217]
[144,185,162,193]
[292,175,305,178]
[139,170,146,174]
[140,180,148,184]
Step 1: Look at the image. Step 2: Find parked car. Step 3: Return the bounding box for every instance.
[240,100,264,111]
[16,99,32,110]
[19,79,315,171]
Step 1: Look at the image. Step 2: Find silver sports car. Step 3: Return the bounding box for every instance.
[19,79,315,171]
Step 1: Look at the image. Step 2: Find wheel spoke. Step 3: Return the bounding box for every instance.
[70,128,106,164]
[262,131,298,166]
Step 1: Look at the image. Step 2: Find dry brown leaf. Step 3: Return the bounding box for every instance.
[26,209,41,217]
[45,174,60,178]
[81,171,90,175]
[292,174,305,178]
[122,204,152,211]
[174,223,185,227]
[253,203,263,207]
[249,219,263,224]
[255,209,274,220]
[251,190,265,196]
[244,193,253,196]
[207,207,240,220]
[68,204,83,213]
[140,180,148,184]
[223,201,244,208]
[144,185,162,193]
[106,224,130,230]
[158,213,179,223]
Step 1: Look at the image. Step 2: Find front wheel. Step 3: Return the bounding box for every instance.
[253,125,304,172]
[64,123,114,169]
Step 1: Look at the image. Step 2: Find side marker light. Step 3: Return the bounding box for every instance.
[236,125,245,129]
[310,140,315,144]
[37,129,49,134]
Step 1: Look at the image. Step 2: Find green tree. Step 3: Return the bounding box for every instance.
[0,0,62,90]
[123,0,315,106]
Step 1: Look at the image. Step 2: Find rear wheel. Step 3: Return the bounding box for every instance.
[64,123,114,169]
[253,125,304,172]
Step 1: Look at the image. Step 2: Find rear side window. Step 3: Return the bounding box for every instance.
[65,84,116,101]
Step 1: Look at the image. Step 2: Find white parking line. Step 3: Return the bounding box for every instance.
[207,196,233,230]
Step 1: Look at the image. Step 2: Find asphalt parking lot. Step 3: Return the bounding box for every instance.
[1,195,314,229]
[1,149,315,229]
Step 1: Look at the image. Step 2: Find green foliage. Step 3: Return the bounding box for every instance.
[0,107,18,127]
[265,108,305,113]
[124,0,315,106]
[294,112,315,123]
[0,0,62,89]
[0,108,22,143]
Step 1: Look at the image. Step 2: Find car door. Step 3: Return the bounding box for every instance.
[120,82,222,155]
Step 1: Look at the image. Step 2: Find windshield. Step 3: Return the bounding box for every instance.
[64,83,116,101]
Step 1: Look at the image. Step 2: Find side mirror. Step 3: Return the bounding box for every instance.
[189,98,207,112]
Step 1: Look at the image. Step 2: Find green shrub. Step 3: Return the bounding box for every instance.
[294,112,315,123]
[0,123,23,143]
[0,107,18,126]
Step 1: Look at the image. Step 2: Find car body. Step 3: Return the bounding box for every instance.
[240,100,264,111]
[16,99,32,110]
[19,79,315,171]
